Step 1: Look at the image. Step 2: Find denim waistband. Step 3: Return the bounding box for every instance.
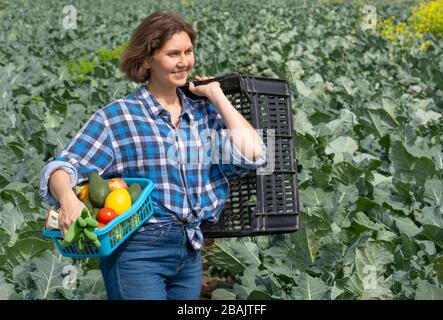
[144,219,184,228]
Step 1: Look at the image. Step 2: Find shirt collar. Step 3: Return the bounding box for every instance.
[136,84,196,122]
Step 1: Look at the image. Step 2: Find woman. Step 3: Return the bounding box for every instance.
[39,10,266,300]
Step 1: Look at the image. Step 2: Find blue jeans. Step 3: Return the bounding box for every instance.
[99,221,202,300]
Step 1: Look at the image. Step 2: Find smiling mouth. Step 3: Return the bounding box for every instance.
[172,70,187,77]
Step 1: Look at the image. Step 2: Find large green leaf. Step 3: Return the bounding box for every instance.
[212,288,236,300]
[0,271,15,300]
[413,109,442,127]
[411,157,436,188]
[289,210,333,269]
[430,146,443,171]
[416,206,443,228]
[415,280,443,300]
[325,136,358,164]
[367,206,399,232]
[0,238,52,275]
[205,239,261,276]
[75,270,106,300]
[420,225,443,250]
[0,202,24,244]
[433,257,443,285]
[29,250,68,299]
[247,290,279,300]
[389,140,415,175]
[394,234,419,271]
[291,273,330,300]
[294,79,314,98]
[423,177,443,207]
[341,240,394,299]
[294,110,315,136]
[333,162,364,186]
[325,109,357,137]
[300,187,334,209]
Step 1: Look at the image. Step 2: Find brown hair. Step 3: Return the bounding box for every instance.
[118,10,196,83]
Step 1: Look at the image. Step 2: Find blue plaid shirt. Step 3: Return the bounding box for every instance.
[39,84,267,250]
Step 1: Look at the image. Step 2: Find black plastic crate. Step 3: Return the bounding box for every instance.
[180,74,300,238]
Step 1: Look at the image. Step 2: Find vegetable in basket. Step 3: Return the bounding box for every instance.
[45,207,102,251]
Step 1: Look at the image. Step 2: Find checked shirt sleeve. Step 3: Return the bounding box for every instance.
[39,111,115,206]
[206,101,267,180]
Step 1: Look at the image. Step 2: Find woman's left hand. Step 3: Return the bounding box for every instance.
[188,75,221,98]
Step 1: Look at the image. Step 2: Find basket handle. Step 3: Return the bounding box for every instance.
[179,73,241,100]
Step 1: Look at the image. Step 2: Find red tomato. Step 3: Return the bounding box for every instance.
[97,222,106,228]
[97,208,118,224]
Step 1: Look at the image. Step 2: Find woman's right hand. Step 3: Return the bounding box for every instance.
[58,191,86,238]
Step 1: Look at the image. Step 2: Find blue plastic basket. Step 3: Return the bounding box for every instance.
[43,177,155,258]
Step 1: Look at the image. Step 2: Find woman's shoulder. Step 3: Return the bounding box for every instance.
[177,87,211,111]
[98,93,146,120]
[185,95,218,116]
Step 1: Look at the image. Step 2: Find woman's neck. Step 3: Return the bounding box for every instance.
[147,81,180,108]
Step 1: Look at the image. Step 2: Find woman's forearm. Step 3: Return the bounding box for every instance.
[208,87,264,162]
[48,169,77,205]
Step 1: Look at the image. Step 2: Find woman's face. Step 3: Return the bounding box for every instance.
[147,31,195,88]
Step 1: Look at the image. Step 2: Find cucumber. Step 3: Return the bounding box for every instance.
[83,228,98,242]
[93,239,101,248]
[81,207,90,219]
[77,216,87,227]
[92,208,100,219]
[60,240,70,249]
[64,220,82,244]
[85,217,99,228]
[84,226,101,248]
[78,235,85,252]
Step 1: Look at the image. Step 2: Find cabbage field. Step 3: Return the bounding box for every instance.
[1,0,443,300]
